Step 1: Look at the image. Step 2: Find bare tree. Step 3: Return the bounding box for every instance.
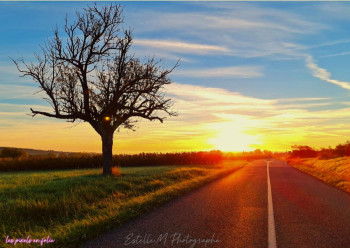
[13,4,177,175]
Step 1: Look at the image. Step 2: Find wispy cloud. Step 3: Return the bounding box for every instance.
[134,39,229,55]
[0,84,41,99]
[308,39,350,50]
[319,51,350,58]
[173,66,263,79]
[0,103,51,113]
[0,82,45,100]
[317,2,350,20]
[276,97,330,103]
[129,3,326,59]
[305,55,350,90]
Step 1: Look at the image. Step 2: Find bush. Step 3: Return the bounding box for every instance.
[319,148,337,159]
[0,148,27,159]
[334,141,350,157]
[288,141,350,159]
[290,145,318,158]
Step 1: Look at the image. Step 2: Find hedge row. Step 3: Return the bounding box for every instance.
[0,151,223,172]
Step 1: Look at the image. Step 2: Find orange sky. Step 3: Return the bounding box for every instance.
[2,3,350,153]
[1,83,349,154]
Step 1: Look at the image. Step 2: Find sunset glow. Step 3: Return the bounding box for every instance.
[1,2,350,153]
[208,122,260,152]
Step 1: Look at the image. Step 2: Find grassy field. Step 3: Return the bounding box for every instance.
[0,162,245,247]
[287,157,350,193]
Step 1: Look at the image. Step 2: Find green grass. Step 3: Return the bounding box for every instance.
[287,157,350,193]
[0,164,244,248]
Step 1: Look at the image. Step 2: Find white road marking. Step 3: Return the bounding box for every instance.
[267,161,277,248]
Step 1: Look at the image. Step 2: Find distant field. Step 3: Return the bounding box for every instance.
[0,163,245,247]
[287,157,350,193]
[0,147,66,156]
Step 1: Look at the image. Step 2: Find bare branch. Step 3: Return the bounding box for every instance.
[13,3,177,137]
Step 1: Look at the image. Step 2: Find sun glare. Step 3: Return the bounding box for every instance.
[208,121,260,152]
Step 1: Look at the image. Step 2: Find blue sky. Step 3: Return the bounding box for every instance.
[1,1,350,153]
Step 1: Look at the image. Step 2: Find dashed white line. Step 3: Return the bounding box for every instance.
[267,161,277,248]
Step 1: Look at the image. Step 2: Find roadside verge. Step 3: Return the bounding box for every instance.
[287,157,350,194]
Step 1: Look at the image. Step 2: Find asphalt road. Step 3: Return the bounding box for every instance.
[82,159,350,248]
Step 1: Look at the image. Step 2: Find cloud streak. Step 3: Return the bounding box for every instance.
[134,39,229,55]
[305,55,350,90]
[0,84,41,99]
[173,66,263,79]
[319,51,350,58]
[129,3,326,59]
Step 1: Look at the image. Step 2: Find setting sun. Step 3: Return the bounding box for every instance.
[208,122,260,152]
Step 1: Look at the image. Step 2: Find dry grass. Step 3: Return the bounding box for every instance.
[0,164,244,247]
[287,157,350,193]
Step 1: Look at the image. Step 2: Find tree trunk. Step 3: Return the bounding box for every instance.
[102,132,113,176]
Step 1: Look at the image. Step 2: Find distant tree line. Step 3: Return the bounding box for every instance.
[115,151,222,167]
[224,149,273,161]
[0,150,223,172]
[290,141,350,159]
[0,148,28,159]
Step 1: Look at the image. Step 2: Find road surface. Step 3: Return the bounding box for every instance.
[82,159,350,248]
